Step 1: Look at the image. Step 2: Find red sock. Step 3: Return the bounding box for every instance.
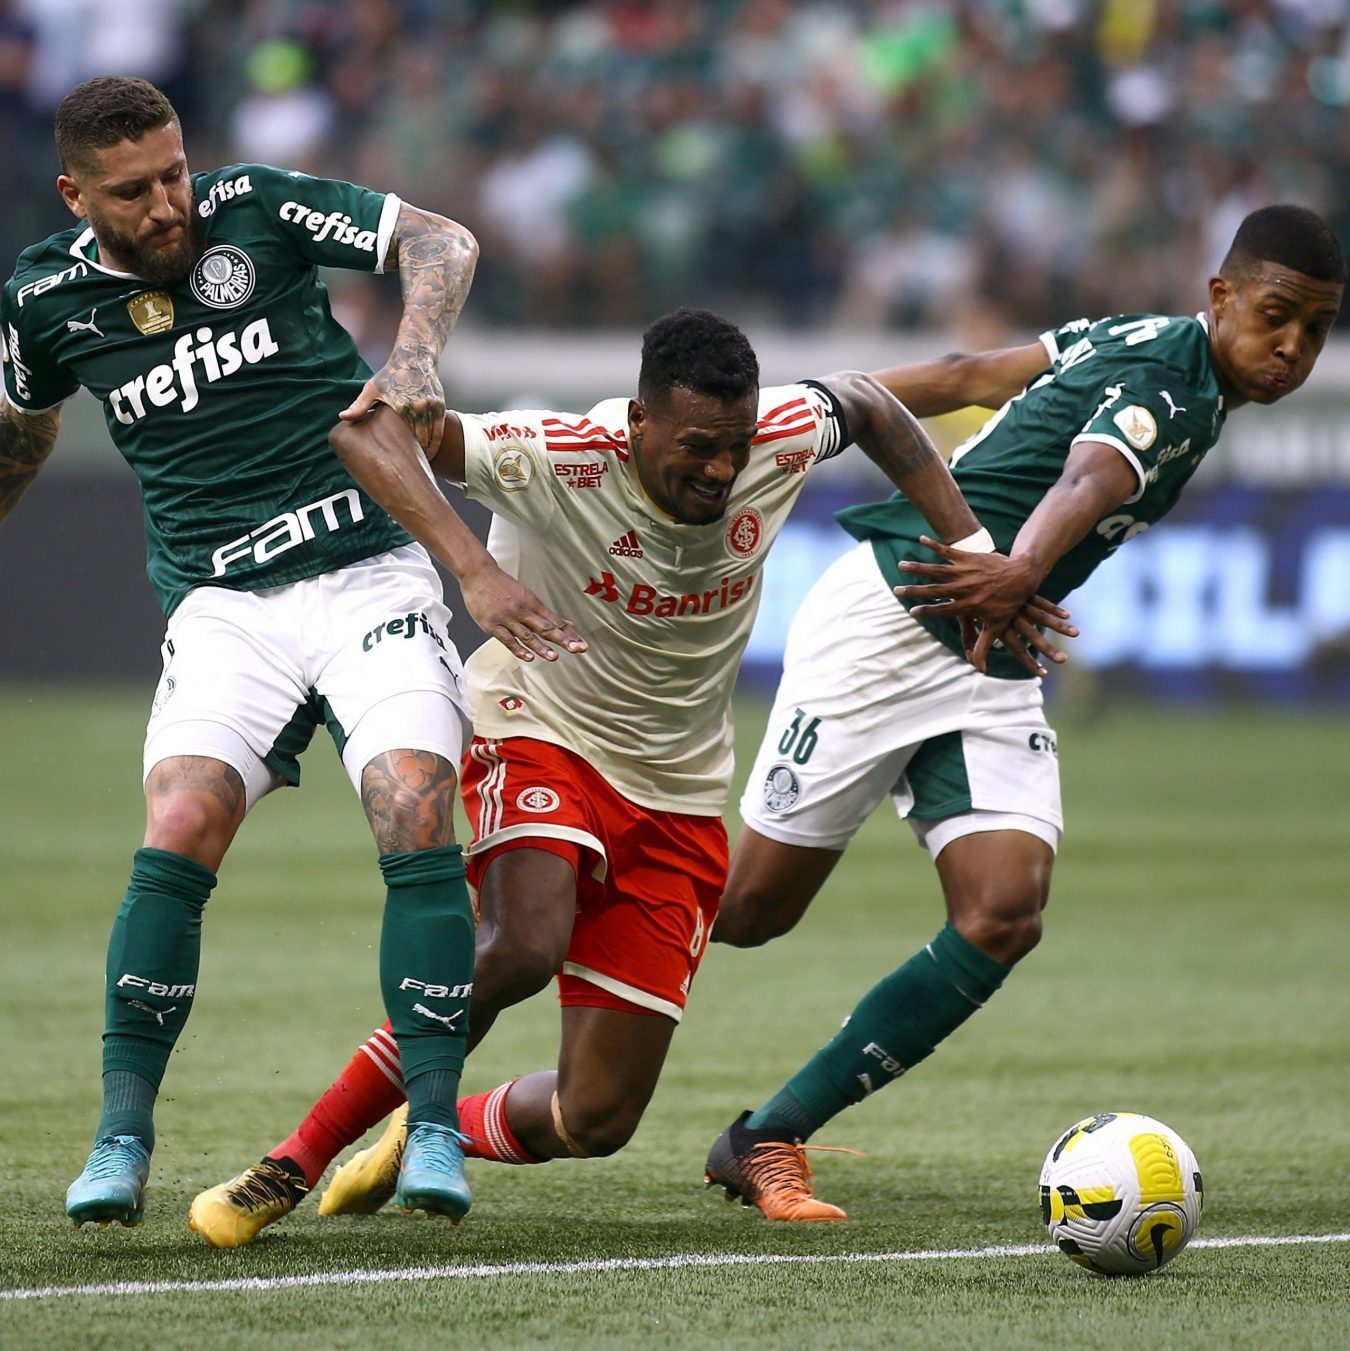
[271,1022,406,1188]
[457,1080,545,1164]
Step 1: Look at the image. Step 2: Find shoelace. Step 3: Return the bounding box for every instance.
[84,1137,146,1179]
[406,1124,472,1169]
[746,1140,864,1196]
[225,1161,308,1212]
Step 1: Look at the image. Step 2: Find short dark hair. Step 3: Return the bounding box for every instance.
[638,308,759,408]
[1220,204,1347,285]
[55,75,179,175]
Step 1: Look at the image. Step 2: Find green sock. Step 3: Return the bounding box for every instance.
[748,923,1010,1139]
[99,847,217,1145]
[379,844,474,1130]
[96,1070,159,1149]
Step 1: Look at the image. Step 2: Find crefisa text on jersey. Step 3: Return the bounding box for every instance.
[196,173,254,217]
[108,319,279,423]
[278,200,378,251]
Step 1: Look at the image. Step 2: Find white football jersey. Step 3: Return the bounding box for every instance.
[460,382,847,815]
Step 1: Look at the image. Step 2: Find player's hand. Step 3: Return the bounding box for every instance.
[894,536,1078,633]
[339,346,446,455]
[894,536,1078,678]
[962,614,1069,677]
[459,561,588,663]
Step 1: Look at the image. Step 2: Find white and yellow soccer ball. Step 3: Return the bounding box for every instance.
[1039,1112,1204,1275]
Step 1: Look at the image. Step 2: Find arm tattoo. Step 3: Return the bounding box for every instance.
[0,406,60,523]
[841,373,941,479]
[361,749,459,855]
[864,397,939,476]
[391,207,478,357]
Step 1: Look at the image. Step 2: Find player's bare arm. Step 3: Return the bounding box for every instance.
[870,341,1051,418]
[821,369,984,542]
[821,370,1070,674]
[330,405,587,661]
[897,438,1133,672]
[340,203,479,453]
[0,400,61,525]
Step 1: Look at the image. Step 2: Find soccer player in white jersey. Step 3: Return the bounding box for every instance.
[702,205,1344,1221]
[189,307,1063,1244]
[1,75,581,1235]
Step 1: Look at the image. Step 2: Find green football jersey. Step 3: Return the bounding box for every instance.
[1,164,412,615]
[838,313,1229,678]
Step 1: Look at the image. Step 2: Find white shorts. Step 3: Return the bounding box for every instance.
[739,542,1063,860]
[143,544,472,810]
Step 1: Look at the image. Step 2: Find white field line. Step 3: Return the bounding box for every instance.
[3,1231,1348,1303]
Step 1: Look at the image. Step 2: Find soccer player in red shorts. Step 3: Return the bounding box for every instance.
[189,308,1061,1244]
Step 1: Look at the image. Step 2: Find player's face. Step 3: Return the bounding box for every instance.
[1208,264,1342,407]
[628,386,758,525]
[57,123,204,287]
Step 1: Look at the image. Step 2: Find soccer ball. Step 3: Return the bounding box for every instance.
[1039,1112,1204,1276]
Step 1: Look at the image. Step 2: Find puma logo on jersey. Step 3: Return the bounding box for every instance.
[67,308,103,337]
[413,1003,464,1030]
[608,530,643,558]
[109,318,279,424]
[1160,391,1186,419]
[127,999,175,1026]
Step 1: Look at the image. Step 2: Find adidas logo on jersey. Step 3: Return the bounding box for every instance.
[608,530,644,558]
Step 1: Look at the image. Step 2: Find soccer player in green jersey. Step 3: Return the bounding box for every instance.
[0,75,582,1232]
[703,204,1345,1220]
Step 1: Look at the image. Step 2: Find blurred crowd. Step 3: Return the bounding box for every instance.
[3,0,1349,343]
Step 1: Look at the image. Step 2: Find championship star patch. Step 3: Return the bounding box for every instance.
[1112,404,1158,451]
[127,290,174,335]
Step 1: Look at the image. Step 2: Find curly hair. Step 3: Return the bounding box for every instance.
[638,308,759,408]
[1221,205,1347,285]
[55,76,180,175]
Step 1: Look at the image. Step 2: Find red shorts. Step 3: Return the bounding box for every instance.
[461,737,727,1022]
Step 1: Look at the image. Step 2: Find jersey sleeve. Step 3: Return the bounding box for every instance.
[1070,374,1215,504]
[247,164,401,275]
[458,411,562,531]
[1037,317,1095,365]
[1,278,79,412]
[763,380,849,474]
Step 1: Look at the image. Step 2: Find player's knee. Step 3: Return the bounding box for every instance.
[713,883,796,947]
[473,924,561,1006]
[142,785,241,862]
[560,1097,643,1158]
[957,896,1046,966]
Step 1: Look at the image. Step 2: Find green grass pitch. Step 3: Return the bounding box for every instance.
[1,684,1347,1349]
